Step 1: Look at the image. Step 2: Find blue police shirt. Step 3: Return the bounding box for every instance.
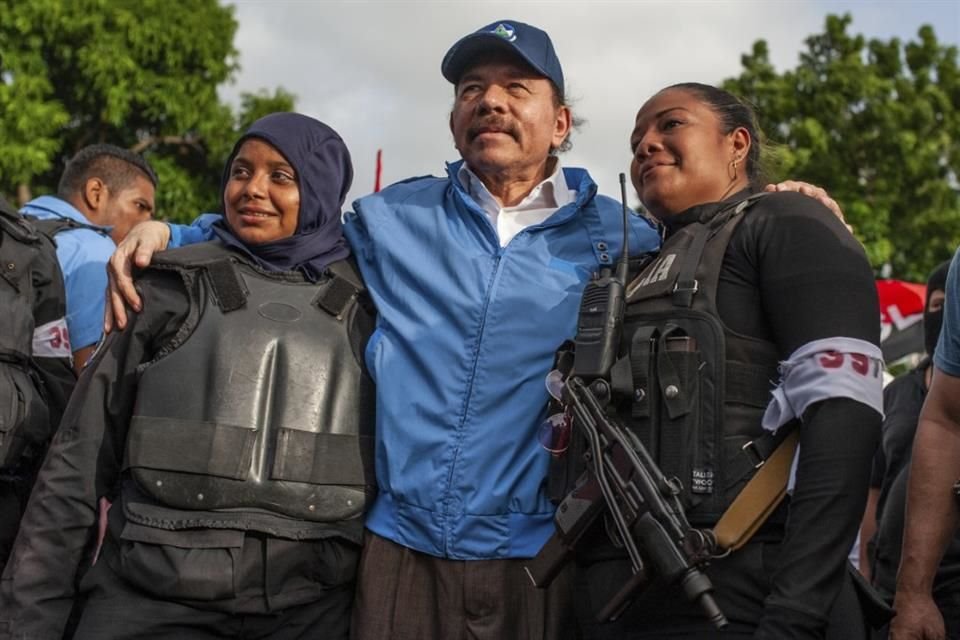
[20,196,115,351]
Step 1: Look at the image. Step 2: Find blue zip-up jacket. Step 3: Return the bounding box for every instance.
[344,162,660,559]
[167,163,661,559]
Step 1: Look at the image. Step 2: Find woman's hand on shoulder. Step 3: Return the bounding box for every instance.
[104,221,171,333]
[764,181,852,234]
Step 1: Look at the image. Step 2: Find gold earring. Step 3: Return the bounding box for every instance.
[729,156,740,181]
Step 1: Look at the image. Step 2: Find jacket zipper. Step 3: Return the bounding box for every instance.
[440,249,503,555]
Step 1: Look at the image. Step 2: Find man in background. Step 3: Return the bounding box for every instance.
[21,144,156,373]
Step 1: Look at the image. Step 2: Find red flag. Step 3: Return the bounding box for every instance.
[876,279,927,328]
[374,149,383,193]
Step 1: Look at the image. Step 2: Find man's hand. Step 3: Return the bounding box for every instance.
[764,181,852,232]
[890,592,945,640]
[104,221,171,332]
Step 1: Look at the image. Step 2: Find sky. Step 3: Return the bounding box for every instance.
[220,0,960,208]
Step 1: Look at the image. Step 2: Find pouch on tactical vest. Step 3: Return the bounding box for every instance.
[0,202,53,469]
[122,243,376,540]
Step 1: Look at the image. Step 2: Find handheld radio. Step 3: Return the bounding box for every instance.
[573,173,631,380]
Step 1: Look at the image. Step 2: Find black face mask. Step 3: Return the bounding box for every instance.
[924,260,952,357]
[925,308,944,357]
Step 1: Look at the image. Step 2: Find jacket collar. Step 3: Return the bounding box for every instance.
[445,159,597,217]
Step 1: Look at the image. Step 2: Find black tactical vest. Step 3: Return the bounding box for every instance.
[123,242,376,541]
[620,195,785,525]
[0,201,53,468]
[554,195,786,527]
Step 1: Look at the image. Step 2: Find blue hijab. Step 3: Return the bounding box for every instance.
[213,112,353,281]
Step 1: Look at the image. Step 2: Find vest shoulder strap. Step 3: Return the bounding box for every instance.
[673,193,768,308]
[204,259,246,312]
[0,203,41,245]
[152,245,367,317]
[151,241,238,268]
[315,258,366,318]
[327,257,365,293]
[23,215,106,241]
[150,242,247,313]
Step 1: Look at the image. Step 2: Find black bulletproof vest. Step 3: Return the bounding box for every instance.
[619,195,783,525]
[0,201,53,468]
[568,196,785,526]
[123,242,375,540]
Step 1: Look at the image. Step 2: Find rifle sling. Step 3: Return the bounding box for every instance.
[712,428,799,552]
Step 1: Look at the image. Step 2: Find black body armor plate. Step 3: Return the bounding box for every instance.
[124,243,375,538]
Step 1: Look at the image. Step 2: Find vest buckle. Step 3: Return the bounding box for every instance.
[741,439,766,470]
[671,279,699,307]
[672,279,699,294]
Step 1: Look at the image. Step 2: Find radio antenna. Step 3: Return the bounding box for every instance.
[617,173,630,286]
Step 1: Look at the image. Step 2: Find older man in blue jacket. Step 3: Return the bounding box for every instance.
[343,21,659,639]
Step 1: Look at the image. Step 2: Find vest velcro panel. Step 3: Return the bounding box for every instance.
[127,416,256,480]
[274,429,373,485]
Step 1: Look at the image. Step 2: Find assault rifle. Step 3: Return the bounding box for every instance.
[524,375,727,627]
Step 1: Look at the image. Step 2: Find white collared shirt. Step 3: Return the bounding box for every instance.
[458,160,576,247]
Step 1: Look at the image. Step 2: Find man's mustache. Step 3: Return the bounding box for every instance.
[467,119,519,142]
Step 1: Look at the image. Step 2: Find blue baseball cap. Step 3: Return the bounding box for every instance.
[441,20,564,95]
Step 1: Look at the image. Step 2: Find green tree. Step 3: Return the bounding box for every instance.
[724,14,960,281]
[0,0,295,222]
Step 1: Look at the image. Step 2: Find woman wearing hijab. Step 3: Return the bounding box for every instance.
[0,113,375,639]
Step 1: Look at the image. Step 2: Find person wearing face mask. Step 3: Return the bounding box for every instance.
[0,113,375,639]
[557,83,883,639]
[860,262,960,639]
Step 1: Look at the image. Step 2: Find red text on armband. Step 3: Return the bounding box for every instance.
[32,318,72,358]
[818,351,880,378]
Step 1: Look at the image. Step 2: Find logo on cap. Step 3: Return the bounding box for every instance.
[490,23,517,42]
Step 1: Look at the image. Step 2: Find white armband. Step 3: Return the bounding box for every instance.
[32,318,72,359]
[762,338,884,492]
[762,337,884,433]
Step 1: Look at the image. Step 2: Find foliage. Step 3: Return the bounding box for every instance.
[0,0,295,223]
[724,14,960,281]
